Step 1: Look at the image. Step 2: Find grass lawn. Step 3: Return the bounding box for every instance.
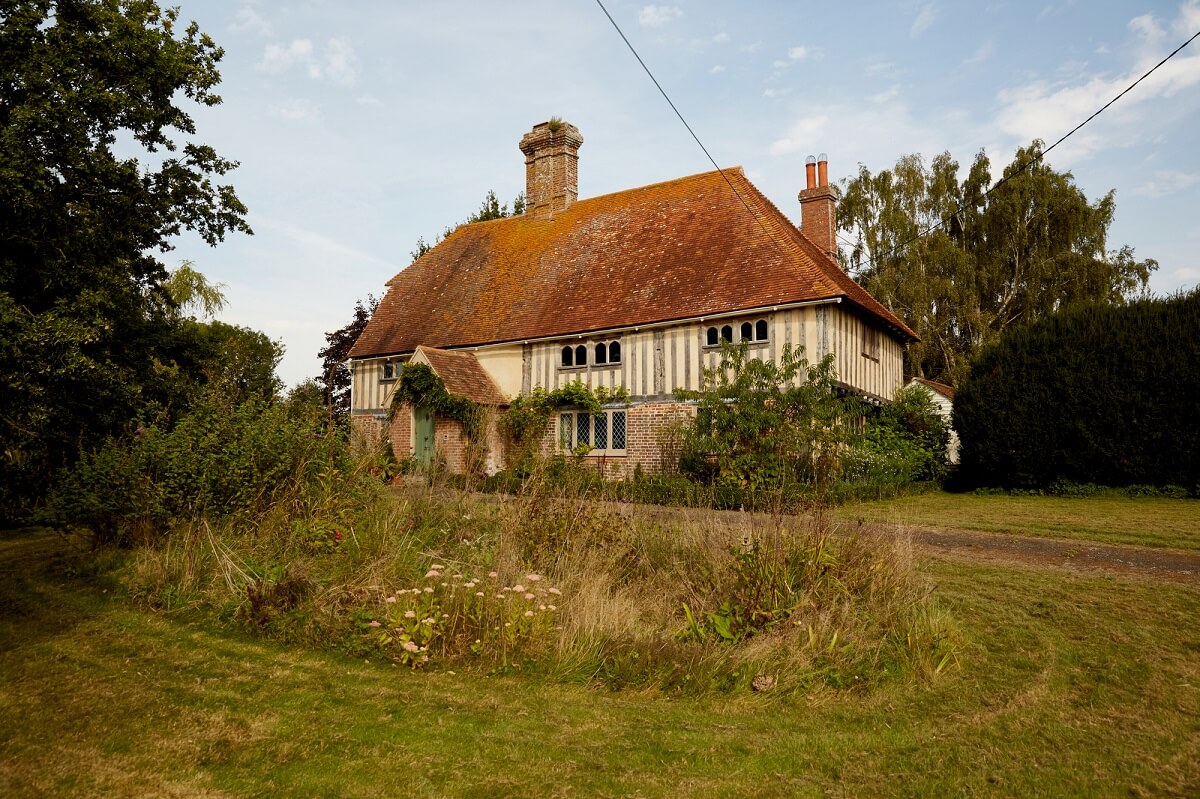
[1,529,1197,798]
[840,492,1200,551]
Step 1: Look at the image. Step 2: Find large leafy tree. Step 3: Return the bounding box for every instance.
[0,0,251,515]
[839,142,1156,385]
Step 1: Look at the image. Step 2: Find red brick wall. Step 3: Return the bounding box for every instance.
[532,402,695,478]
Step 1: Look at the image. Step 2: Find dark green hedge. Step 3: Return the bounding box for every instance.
[953,289,1200,491]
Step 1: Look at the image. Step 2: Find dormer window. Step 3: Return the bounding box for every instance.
[559,339,621,369]
[705,318,769,348]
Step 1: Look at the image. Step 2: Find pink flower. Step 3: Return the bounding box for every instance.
[488,571,499,578]
[548,605,557,611]
[524,593,535,600]
[475,591,485,597]
[385,596,397,604]
[548,587,561,595]
[404,610,416,619]
[512,584,526,593]
[524,610,534,618]
[525,574,542,582]
[367,620,381,628]
[423,587,434,593]
[425,570,441,579]
[431,564,444,570]
[402,640,419,653]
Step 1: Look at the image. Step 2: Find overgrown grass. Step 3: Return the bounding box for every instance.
[842,491,1200,550]
[2,530,1196,797]
[119,466,954,694]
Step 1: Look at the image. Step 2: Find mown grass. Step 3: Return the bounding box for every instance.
[840,492,1200,550]
[2,528,1197,798]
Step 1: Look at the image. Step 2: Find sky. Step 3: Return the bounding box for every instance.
[163,0,1200,388]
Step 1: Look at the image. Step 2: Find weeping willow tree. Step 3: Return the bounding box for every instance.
[838,142,1157,386]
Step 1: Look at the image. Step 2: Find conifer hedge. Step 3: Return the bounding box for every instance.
[953,289,1200,491]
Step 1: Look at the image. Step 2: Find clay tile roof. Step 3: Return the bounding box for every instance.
[416,346,508,406]
[912,376,956,400]
[351,167,917,360]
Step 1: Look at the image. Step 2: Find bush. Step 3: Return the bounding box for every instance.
[955,289,1200,491]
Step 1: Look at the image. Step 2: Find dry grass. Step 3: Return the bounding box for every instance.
[2,528,1197,797]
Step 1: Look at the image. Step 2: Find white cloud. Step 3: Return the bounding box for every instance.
[229,7,272,38]
[964,41,994,65]
[712,31,730,43]
[870,86,901,104]
[638,5,683,27]
[992,3,1200,164]
[911,3,937,37]
[1133,170,1200,197]
[257,38,358,86]
[259,39,314,74]
[710,64,726,74]
[356,94,384,107]
[1177,0,1200,36]
[788,46,809,61]
[271,99,321,121]
[763,87,792,99]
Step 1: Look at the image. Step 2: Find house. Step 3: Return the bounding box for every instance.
[907,376,959,464]
[348,120,918,475]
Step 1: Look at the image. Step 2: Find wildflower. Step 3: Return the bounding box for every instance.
[488,571,498,578]
[404,610,416,619]
[425,570,441,579]
[453,573,463,579]
[420,655,429,663]
[512,584,526,593]
[524,593,535,600]
[442,613,449,618]
[548,605,557,611]
[524,610,534,618]
[422,618,436,625]
[475,592,485,597]
[385,596,397,604]
[441,582,449,587]
[539,605,547,611]
[496,594,506,600]
[368,620,382,628]
[431,564,444,570]
[402,641,419,653]
[423,587,434,593]
[548,587,561,595]
[525,574,542,582]
[505,622,512,627]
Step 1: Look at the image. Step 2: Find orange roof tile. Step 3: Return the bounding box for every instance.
[416,346,508,406]
[351,168,917,359]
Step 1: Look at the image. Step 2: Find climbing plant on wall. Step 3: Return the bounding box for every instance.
[388,363,485,444]
[501,380,629,467]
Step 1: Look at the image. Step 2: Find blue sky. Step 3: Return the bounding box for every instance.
[166,1,1200,387]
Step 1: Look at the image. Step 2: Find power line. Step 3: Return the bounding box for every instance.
[592,0,798,255]
[850,26,1200,272]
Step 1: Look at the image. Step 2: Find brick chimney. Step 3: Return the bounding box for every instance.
[519,119,583,216]
[798,153,838,260]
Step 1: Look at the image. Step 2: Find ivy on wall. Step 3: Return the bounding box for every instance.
[502,381,629,466]
[388,363,484,445]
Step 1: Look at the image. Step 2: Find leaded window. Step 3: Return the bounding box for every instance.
[559,409,627,454]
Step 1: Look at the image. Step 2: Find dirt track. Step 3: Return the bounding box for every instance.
[600,500,1200,587]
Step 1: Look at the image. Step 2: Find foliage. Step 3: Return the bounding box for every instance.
[410,189,526,260]
[839,142,1156,385]
[318,295,377,419]
[0,0,250,518]
[953,289,1200,492]
[501,381,629,471]
[389,362,485,441]
[43,385,341,546]
[676,342,862,509]
[846,384,950,493]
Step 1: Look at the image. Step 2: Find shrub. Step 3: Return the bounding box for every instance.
[955,289,1200,491]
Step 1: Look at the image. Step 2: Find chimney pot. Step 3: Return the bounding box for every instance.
[799,153,838,260]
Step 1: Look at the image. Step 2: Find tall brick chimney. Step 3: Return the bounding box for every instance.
[799,153,838,260]
[519,119,583,216]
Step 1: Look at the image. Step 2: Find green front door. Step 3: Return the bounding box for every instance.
[414,406,435,466]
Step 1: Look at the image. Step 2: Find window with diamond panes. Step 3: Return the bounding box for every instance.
[560,409,627,454]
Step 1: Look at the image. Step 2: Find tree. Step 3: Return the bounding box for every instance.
[318,296,377,418]
[0,1,250,516]
[409,189,525,260]
[838,142,1156,385]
